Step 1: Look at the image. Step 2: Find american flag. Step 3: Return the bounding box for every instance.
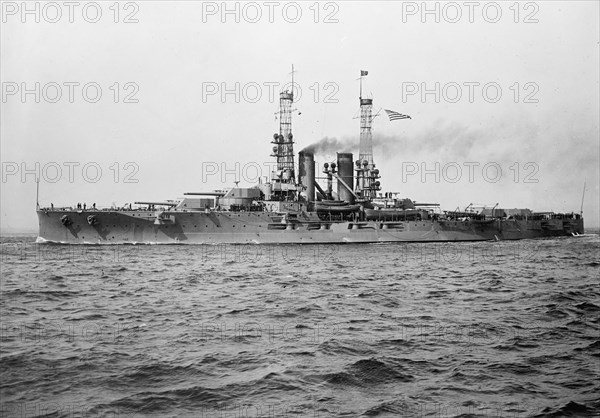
[385,109,411,121]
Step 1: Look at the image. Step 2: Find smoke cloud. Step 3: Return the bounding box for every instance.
[301,136,354,154]
[300,120,480,159]
[300,117,599,171]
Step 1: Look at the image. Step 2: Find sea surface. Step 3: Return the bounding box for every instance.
[1,233,599,417]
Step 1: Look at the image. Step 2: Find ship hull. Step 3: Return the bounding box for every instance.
[37,210,584,244]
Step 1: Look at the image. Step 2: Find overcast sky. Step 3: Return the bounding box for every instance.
[1,0,599,232]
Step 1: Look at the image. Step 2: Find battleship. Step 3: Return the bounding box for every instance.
[36,71,584,244]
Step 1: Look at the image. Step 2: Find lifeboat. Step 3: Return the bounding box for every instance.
[314,201,360,214]
[364,208,423,221]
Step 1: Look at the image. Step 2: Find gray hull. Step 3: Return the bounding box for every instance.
[37,210,585,244]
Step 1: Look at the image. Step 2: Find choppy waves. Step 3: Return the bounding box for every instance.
[1,234,599,417]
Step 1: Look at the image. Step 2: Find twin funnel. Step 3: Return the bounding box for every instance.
[298,151,356,204]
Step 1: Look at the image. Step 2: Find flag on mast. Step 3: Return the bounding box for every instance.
[360,70,368,76]
[384,109,411,121]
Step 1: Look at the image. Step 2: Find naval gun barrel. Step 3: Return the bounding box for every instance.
[184,192,226,196]
[134,201,178,206]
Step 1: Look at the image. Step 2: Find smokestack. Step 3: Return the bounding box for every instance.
[337,152,354,203]
[298,151,315,203]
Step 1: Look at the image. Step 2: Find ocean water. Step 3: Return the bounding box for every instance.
[1,234,599,418]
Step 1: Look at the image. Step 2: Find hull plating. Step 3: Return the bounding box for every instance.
[37,210,585,244]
